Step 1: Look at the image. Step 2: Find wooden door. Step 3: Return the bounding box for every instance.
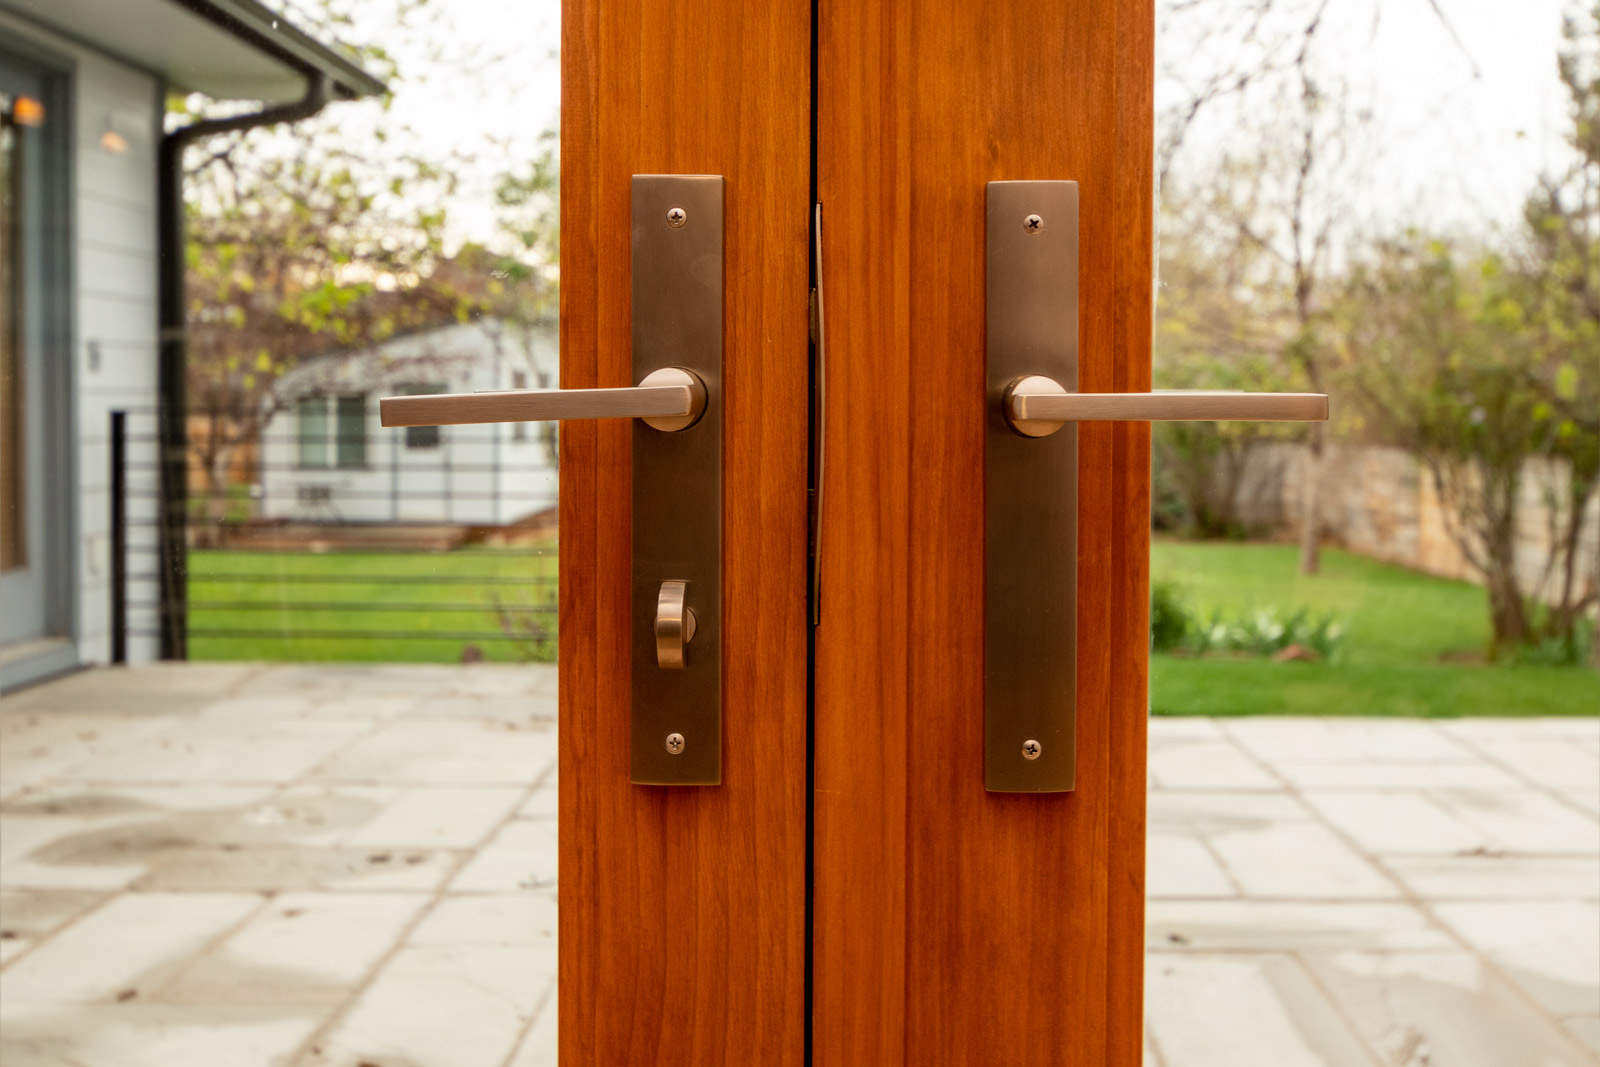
[557,1,812,1064]
[812,1,1153,1065]
[560,0,1152,1061]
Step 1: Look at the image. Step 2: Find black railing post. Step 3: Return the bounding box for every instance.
[157,139,189,660]
[443,435,453,523]
[157,75,331,662]
[110,410,127,664]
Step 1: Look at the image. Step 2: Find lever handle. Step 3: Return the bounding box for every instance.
[1004,374,1328,437]
[378,367,707,433]
[655,580,697,669]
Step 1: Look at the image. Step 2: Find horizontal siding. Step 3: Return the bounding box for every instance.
[79,294,156,345]
[80,243,157,302]
[76,32,160,668]
[79,341,159,396]
[72,137,155,205]
[79,191,155,250]
[76,44,160,668]
[0,13,163,669]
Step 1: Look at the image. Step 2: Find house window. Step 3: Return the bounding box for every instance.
[511,372,528,442]
[297,395,368,468]
[402,382,445,450]
[296,396,328,468]
[335,395,366,468]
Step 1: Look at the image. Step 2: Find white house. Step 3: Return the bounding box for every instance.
[0,0,380,691]
[258,318,560,527]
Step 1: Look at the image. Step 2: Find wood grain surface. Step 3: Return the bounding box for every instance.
[558,1,812,1063]
[811,0,913,1063]
[813,0,1155,1063]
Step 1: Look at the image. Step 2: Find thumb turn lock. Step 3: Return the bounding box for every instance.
[372,176,1329,796]
[655,580,696,669]
[378,174,726,788]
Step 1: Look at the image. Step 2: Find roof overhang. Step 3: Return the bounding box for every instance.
[1,0,384,102]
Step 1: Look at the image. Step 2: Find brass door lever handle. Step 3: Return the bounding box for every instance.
[984,179,1333,794]
[378,367,708,432]
[371,174,725,786]
[1004,375,1328,437]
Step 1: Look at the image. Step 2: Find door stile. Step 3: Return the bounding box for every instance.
[557,0,604,1057]
[812,0,915,1062]
[813,0,1154,1063]
[1107,0,1156,1061]
[559,1,813,1064]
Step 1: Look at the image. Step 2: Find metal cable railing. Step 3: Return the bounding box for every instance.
[109,407,561,664]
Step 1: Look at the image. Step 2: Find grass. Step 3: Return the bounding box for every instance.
[186,537,1597,716]
[1151,540,1599,717]
[188,545,557,664]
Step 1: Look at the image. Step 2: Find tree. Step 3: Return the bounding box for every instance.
[1157,0,1372,571]
[1230,63,1366,574]
[1332,7,1598,660]
[1339,239,1547,649]
[175,1,558,542]
[182,137,474,541]
[1338,230,1597,658]
[1157,0,1480,186]
[1519,2,1600,659]
[1155,178,1306,537]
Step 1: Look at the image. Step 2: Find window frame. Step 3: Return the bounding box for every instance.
[295,393,371,470]
[401,382,446,451]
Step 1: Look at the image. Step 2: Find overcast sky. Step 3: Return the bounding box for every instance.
[302,0,1580,247]
[1163,0,1581,235]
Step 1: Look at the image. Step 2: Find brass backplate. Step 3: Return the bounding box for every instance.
[630,175,723,786]
[985,181,1078,793]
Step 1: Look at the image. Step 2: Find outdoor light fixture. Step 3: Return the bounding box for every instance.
[9,95,43,127]
[99,121,129,154]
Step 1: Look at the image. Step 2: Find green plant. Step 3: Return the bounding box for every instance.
[489,590,556,663]
[1508,614,1596,667]
[1150,578,1192,652]
[1187,606,1346,661]
[1149,569,1347,661]
[1150,541,1595,718]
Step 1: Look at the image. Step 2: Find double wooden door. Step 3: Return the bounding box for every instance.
[558,0,1151,1063]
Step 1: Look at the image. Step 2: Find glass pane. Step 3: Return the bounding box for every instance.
[403,382,445,450]
[3,1,570,1059]
[511,371,528,441]
[335,394,366,469]
[296,395,328,468]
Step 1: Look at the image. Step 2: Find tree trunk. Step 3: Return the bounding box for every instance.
[1298,424,1323,574]
[1592,597,1599,667]
[202,442,235,550]
[1486,564,1530,651]
[1482,496,1530,652]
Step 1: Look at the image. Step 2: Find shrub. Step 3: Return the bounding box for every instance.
[1507,614,1596,667]
[1150,580,1346,661]
[1188,606,1345,661]
[1150,578,1191,652]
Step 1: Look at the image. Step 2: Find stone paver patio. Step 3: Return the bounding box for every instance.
[0,664,1595,1066]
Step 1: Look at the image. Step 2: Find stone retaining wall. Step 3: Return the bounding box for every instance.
[1233,443,1600,603]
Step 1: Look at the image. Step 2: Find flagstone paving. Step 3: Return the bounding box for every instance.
[0,664,1594,1065]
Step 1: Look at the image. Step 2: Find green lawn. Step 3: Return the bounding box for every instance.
[187,539,1597,716]
[1151,540,1599,717]
[188,546,557,664]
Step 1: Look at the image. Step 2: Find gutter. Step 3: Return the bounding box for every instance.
[154,73,331,659]
[170,0,386,100]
